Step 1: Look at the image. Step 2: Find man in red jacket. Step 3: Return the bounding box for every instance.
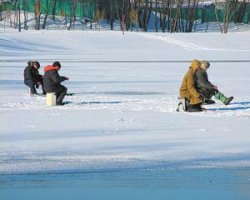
[43,61,69,105]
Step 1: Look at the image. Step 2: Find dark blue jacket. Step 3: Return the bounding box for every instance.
[43,65,67,93]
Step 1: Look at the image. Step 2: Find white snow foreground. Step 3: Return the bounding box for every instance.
[0,30,250,174]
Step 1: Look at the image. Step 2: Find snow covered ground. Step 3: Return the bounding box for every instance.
[1,29,250,175]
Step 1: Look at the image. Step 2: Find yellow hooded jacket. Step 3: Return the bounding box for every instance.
[179,60,203,105]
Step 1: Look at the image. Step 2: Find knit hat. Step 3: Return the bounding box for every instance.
[53,61,61,68]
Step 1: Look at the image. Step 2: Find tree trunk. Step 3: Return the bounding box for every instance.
[23,0,29,30]
[18,0,21,32]
[34,0,41,30]
[223,0,230,34]
[0,0,3,21]
[125,0,131,31]
[143,0,149,31]
[188,0,198,32]
[234,1,247,23]
[172,1,182,32]
[185,0,191,32]
[68,0,77,30]
[155,0,158,32]
[115,0,121,30]
[52,0,57,21]
[167,0,171,32]
[42,0,50,29]
[109,0,114,30]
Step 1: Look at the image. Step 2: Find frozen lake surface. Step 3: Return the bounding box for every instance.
[1,30,250,199]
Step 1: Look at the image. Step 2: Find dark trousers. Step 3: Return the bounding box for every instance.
[24,80,46,95]
[56,86,67,104]
[24,80,37,94]
[199,88,218,99]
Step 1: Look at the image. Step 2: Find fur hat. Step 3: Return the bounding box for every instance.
[33,61,40,69]
[27,60,40,69]
[200,61,210,69]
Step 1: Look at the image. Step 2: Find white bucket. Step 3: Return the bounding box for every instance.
[27,88,31,96]
[46,93,56,106]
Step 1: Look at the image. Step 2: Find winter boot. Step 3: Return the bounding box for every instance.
[214,91,233,105]
[187,103,204,112]
[204,99,215,105]
[185,98,190,111]
[223,96,234,105]
[176,97,190,112]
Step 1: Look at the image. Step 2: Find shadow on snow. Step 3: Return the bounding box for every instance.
[206,101,250,111]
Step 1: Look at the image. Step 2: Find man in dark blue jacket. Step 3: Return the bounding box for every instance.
[194,61,233,105]
[43,61,69,105]
[24,60,45,95]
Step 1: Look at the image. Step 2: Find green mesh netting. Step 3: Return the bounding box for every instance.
[1,0,95,19]
[1,1,250,23]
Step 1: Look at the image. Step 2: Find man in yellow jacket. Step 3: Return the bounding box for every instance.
[179,60,203,112]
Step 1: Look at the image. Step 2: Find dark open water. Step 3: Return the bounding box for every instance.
[1,168,250,200]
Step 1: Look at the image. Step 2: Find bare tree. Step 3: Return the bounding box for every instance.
[142,0,149,31]
[3,5,12,30]
[125,0,131,31]
[223,0,230,33]
[129,4,139,31]
[114,0,122,30]
[23,0,29,30]
[68,0,78,30]
[234,0,247,23]
[166,0,172,32]
[52,0,57,21]
[18,0,21,31]
[185,0,199,32]
[172,0,182,32]
[155,0,158,32]
[141,0,152,32]
[34,0,42,30]
[11,0,22,31]
[108,0,115,30]
[215,0,244,34]
[120,0,125,32]
[0,0,3,21]
[42,0,50,29]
